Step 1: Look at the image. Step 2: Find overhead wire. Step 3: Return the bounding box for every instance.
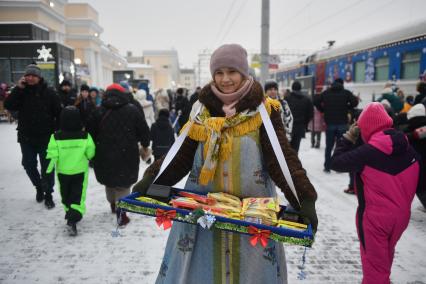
[273,0,315,34]
[272,0,367,47]
[217,0,248,45]
[306,0,398,48]
[210,0,238,47]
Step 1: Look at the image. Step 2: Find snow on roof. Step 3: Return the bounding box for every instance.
[316,19,426,61]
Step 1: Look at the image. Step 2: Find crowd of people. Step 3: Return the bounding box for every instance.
[1,43,426,283]
[2,64,195,234]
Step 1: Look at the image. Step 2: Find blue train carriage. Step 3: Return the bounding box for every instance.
[273,58,308,91]
[273,20,426,107]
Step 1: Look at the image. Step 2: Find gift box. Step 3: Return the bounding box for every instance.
[117,187,314,248]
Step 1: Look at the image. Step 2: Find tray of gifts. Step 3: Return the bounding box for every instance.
[117,185,314,247]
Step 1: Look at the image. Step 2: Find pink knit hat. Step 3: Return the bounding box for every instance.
[357,102,393,142]
[210,44,249,78]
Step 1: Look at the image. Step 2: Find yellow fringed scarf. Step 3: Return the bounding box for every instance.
[181,97,281,185]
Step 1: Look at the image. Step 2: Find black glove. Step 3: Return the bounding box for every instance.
[132,174,155,195]
[299,199,318,233]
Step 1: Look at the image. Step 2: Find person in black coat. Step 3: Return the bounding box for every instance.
[175,88,190,132]
[150,108,175,161]
[75,84,96,128]
[189,86,201,108]
[285,81,313,153]
[4,64,61,208]
[58,80,77,107]
[86,83,150,225]
[414,81,426,105]
[314,78,359,172]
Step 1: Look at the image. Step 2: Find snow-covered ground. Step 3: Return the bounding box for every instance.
[0,122,425,284]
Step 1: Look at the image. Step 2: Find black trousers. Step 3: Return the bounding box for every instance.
[58,173,85,223]
[20,142,54,193]
[290,125,306,153]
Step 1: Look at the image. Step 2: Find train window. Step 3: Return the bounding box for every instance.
[374,57,389,81]
[354,61,365,83]
[401,51,421,80]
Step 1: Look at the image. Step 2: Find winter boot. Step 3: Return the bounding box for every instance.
[67,221,77,236]
[118,212,130,226]
[36,186,44,203]
[44,193,55,209]
[343,187,355,195]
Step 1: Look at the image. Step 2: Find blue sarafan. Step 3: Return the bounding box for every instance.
[118,184,313,283]
[273,19,426,107]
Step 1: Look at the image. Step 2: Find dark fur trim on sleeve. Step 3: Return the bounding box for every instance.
[260,108,317,210]
[144,137,199,185]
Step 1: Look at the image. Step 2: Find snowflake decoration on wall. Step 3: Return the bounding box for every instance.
[37,45,54,62]
[70,63,75,75]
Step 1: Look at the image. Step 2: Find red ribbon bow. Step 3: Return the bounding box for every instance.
[155,209,176,230]
[248,225,271,247]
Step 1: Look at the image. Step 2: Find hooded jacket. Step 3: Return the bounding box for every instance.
[87,89,150,187]
[331,127,421,243]
[150,112,175,158]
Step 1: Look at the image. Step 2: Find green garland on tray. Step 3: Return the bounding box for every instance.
[117,201,313,247]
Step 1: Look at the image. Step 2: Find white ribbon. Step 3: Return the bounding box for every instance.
[153,102,202,183]
[153,101,301,207]
[259,103,300,206]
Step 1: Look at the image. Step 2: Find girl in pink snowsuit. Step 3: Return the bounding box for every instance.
[331,102,422,284]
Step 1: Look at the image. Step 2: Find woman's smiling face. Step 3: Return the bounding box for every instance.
[213,67,244,94]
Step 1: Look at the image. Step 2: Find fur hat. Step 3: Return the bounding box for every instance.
[210,44,249,78]
[357,102,393,142]
[158,108,170,118]
[407,104,426,120]
[292,81,302,91]
[334,78,344,85]
[89,87,99,94]
[60,80,72,87]
[264,80,278,92]
[382,87,393,94]
[24,64,42,78]
[60,106,82,132]
[80,84,90,92]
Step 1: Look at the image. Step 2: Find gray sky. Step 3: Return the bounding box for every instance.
[72,0,426,68]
